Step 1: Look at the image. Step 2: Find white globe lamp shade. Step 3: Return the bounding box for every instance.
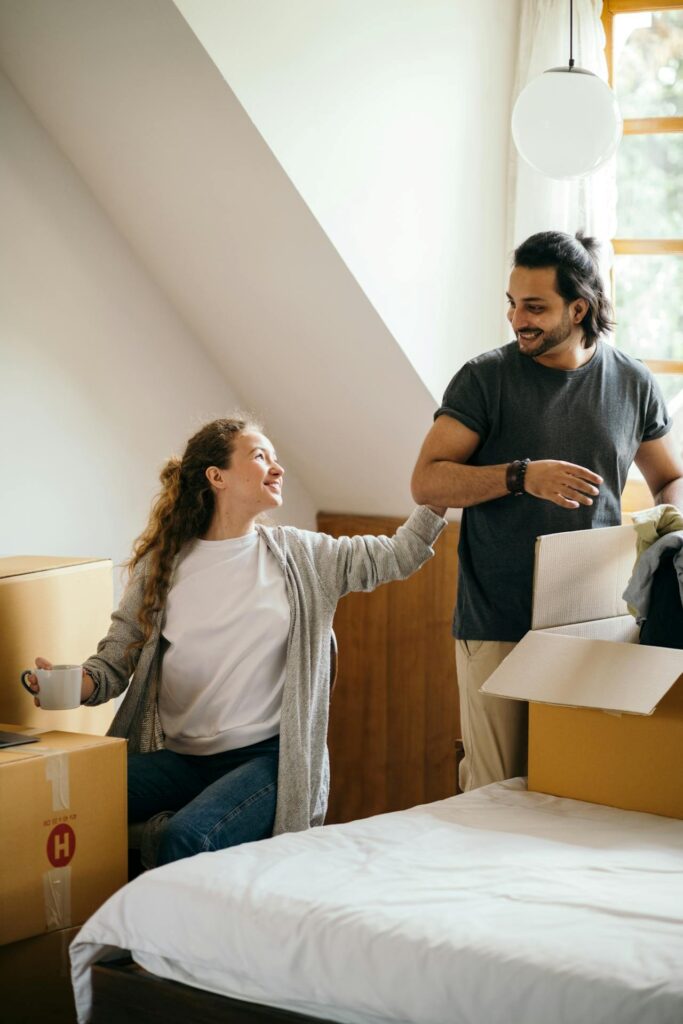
[512,68,623,180]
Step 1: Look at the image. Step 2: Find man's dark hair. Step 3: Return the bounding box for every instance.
[513,231,615,348]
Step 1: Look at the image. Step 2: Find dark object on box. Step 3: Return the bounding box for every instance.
[0,730,39,750]
[639,550,683,650]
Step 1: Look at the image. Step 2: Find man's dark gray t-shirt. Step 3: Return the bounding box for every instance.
[437,340,670,642]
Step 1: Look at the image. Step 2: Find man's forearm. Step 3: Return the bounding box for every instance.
[412,457,602,511]
[412,461,509,509]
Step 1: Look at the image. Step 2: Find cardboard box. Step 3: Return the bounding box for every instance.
[0,556,115,734]
[0,729,127,945]
[482,524,683,819]
[0,925,80,1024]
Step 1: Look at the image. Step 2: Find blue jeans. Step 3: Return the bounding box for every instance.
[127,735,279,866]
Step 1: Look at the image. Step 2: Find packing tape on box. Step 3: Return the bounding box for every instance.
[43,867,72,930]
[15,737,72,811]
[42,753,73,929]
[44,753,70,811]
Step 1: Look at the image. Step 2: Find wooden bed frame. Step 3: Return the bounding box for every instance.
[91,959,335,1024]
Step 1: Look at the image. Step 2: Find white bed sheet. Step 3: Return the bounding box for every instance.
[71,780,683,1024]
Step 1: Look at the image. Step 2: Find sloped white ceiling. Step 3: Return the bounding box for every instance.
[175,0,520,402]
[0,0,441,517]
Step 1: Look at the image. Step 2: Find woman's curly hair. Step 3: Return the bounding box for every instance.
[126,415,261,654]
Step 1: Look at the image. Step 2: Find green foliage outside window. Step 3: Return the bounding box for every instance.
[615,10,682,118]
[612,8,683,390]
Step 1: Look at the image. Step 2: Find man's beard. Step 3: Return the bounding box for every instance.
[517,309,573,358]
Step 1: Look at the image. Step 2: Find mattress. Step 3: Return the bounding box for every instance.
[70,779,683,1024]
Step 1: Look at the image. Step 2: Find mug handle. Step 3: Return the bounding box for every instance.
[20,669,36,695]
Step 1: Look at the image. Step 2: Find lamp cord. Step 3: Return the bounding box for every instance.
[569,0,575,68]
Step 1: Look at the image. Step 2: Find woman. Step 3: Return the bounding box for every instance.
[27,417,446,866]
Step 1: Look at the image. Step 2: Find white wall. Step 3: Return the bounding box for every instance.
[0,0,440,520]
[176,0,521,398]
[0,0,522,532]
[0,72,316,596]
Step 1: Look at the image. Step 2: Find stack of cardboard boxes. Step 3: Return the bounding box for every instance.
[0,557,127,1023]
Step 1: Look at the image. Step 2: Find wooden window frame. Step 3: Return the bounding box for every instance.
[603,1,683,509]
[602,0,683,353]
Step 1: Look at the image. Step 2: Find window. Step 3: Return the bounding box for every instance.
[602,0,683,509]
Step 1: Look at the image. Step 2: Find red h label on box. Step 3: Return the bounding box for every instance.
[47,824,76,868]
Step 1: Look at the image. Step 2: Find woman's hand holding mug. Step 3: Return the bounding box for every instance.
[21,658,96,710]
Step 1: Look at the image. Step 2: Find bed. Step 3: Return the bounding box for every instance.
[70,779,683,1024]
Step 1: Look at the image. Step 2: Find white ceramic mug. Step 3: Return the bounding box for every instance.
[21,665,83,711]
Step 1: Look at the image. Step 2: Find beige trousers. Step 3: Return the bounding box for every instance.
[455,639,528,792]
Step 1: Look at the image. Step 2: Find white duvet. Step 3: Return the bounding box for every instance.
[71,780,683,1024]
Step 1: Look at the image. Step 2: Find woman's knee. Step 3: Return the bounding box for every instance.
[203,779,277,851]
[156,778,278,865]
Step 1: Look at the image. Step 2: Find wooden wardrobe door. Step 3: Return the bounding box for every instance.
[317,513,460,824]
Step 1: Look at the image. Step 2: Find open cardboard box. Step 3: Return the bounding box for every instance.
[481,523,683,819]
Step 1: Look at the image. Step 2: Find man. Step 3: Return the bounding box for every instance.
[411,230,683,792]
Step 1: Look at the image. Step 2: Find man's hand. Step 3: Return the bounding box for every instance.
[524,460,602,509]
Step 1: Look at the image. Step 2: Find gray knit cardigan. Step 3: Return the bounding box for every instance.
[83,506,445,835]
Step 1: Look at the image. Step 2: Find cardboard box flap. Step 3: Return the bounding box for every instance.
[0,556,109,580]
[531,524,636,630]
[481,632,683,715]
[537,615,639,643]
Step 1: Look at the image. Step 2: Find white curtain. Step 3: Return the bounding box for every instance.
[507,0,616,270]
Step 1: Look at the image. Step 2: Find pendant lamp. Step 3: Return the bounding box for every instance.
[511,0,622,179]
